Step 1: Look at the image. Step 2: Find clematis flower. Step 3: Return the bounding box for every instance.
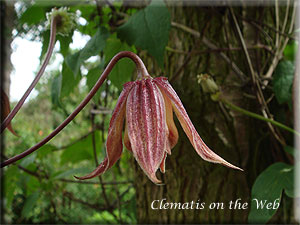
[76,76,242,184]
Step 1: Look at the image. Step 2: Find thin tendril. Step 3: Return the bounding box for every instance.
[1,16,59,133]
[1,51,149,168]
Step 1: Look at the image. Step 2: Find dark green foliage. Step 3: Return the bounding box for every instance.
[60,62,81,98]
[19,5,47,25]
[57,34,73,57]
[117,0,171,67]
[284,145,295,157]
[66,27,109,77]
[272,60,295,105]
[248,163,294,223]
[21,191,40,219]
[51,74,62,108]
[283,41,298,61]
[86,61,105,102]
[104,36,136,89]
[60,131,102,164]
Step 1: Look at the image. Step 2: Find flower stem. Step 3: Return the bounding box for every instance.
[1,15,59,133]
[221,98,300,136]
[133,55,150,79]
[1,51,149,168]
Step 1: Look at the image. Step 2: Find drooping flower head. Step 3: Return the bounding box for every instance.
[76,75,242,184]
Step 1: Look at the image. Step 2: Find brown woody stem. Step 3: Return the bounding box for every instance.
[1,51,149,167]
[1,15,59,133]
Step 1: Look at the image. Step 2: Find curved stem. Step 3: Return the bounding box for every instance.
[134,55,150,79]
[221,98,300,136]
[1,16,59,133]
[1,51,149,168]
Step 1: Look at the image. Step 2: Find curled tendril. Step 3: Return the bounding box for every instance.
[1,8,76,134]
[1,51,149,168]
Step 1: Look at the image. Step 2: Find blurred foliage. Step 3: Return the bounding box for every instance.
[2,0,171,223]
[3,71,136,223]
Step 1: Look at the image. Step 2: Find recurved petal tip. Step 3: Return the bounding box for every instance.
[75,158,108,180]
[76,81,134,180]
[148,173,162,184]
[1,89,18,136]
[154,77,243,172]
[191,134,244,172]
[7,124,19,137]
[219,158,243,171]
[195,140,244,171]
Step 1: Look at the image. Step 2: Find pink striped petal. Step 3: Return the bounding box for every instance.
[75,82,135,180]
[126,78,167,184]
[154,77,243,171]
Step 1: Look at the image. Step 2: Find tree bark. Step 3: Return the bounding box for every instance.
[133,5,294,223]
[1,1,14,95]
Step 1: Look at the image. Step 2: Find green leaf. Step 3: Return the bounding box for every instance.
[66,27,109,77]
[4,166,19,209]
[51,74,62,108]
[57,34,73,57]
[283,41,298,61]
[122,196,137,223]
[21,191,40,219]
[104,37,135,89]
[26,176,40,196]
[37,144,57,158]
[65,51,81,78]
[19,153,37,168]
[60,131,102,164]
[60,143,92,164]
[86,61,105,101]
[272,60,295,105]
[52,167,92,179]
[283,145,294,157]
[40,32,72,62]
[61,61,81,98]
[19,6,46,25]
[248,163,294,224]
[117,0,171,67]
[97,211,118,223]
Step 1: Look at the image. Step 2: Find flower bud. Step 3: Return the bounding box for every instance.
[46,7,77,36]
[197,74,219,94]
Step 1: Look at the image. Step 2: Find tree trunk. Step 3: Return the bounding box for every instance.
[1,1,14,95]
[133,5,293,223]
